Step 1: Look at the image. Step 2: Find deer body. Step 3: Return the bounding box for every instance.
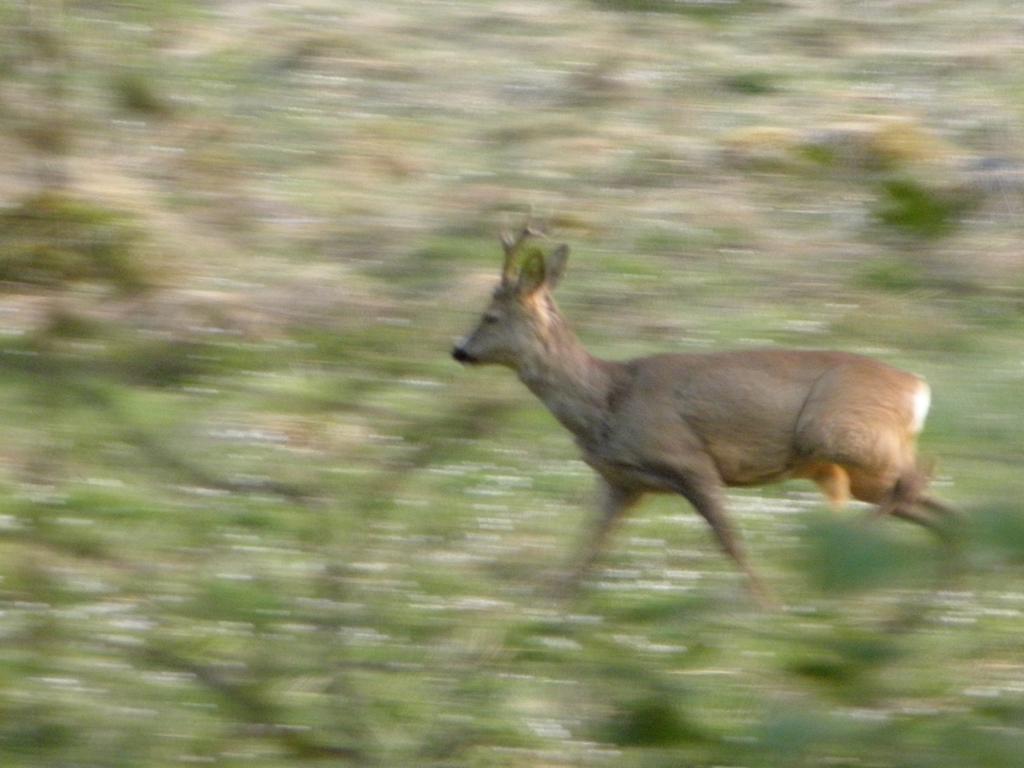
[453,231,951,601]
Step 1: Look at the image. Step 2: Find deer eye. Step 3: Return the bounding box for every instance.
[483,313,500,324]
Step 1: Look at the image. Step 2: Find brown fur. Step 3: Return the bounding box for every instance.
[453,235,954,603]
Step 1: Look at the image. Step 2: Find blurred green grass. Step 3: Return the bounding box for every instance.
[0,0,1023,766]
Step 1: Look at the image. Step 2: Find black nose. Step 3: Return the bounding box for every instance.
[452,346,471,363]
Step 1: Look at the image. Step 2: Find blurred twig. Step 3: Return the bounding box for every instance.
[79,377,321,503]
[357,398,516,515]
[108,639,369,763]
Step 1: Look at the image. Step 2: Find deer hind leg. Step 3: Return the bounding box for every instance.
[799,411,958,537]
[849,465,953,539]
[795,462,851,510]
[918,493,961,523]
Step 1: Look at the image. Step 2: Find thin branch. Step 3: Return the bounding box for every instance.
[109,639,369,763]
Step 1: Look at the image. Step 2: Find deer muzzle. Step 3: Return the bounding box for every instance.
[451,345,478,364]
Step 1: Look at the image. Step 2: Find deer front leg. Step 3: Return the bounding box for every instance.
[561,478,641,595]
[671,470,777,609]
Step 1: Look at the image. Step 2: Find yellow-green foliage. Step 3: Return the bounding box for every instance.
[802,120,954,170]
[721,126,802,168]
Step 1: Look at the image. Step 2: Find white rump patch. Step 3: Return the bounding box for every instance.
[909,381,931,434]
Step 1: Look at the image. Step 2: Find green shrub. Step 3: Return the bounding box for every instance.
[856,257,924,292]
[113,71,171,116]
[722,71,780,94]
[603,698,704,746]
[874,179,975,239]
[591,0,772,17]
[0,192,148,294]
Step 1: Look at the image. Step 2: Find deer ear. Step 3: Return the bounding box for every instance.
[516,249,546,296]
[545,244,569,290]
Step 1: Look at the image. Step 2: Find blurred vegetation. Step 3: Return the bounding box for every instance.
[0,192,148,293]
[873,178,977,239]
[0,0,1022,766]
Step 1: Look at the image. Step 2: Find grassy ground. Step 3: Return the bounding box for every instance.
[1,0,1024,765]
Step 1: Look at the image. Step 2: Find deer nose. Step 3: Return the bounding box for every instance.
[452,346,475,363]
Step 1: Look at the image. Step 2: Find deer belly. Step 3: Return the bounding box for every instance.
[706,439,793,487]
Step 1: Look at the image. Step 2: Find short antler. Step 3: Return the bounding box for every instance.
[500,223,545,284]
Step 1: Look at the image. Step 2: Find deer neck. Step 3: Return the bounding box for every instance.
[515,310,621,443]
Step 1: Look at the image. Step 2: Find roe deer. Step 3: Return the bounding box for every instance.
[452,227,955,603]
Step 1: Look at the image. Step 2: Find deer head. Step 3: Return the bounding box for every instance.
[452,226,570,369]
